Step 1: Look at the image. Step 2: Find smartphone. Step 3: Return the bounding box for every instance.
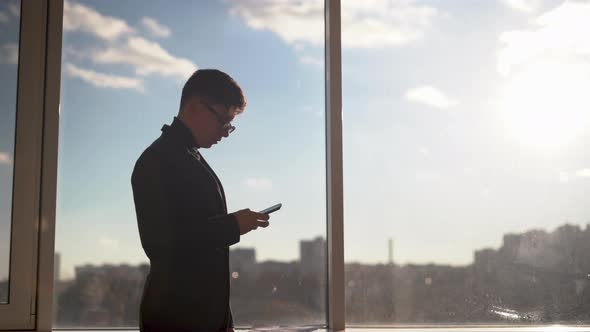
[259,203,282,214]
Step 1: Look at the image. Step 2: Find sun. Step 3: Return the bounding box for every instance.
[499,62,590,150]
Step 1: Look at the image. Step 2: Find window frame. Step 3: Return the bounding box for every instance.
[20,0,590,331]
[35,0,63,331]
[0,0,51,330]
[325,0,345,330]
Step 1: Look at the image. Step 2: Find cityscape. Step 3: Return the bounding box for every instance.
[2,222,590,327]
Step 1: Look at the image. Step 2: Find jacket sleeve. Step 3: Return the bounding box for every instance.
[132,150,240,254]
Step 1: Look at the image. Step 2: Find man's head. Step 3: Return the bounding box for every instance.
[178,69,246,148]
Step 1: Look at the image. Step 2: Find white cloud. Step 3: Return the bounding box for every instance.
[64,63,145,92]
[228,0,440,49]
[299,55,322,66]
[0,152,12,165]
[243,177,273,190]
[63,1,134,41]
[229,0,324,45]
[0,43,18,64]
[575,169,590,178]
[0,12,9,23]
[342,1,440,48]
[62,2,198,87]
[91,36,196,80]
[140,17,171,38]
[497,1,590,149]
[497,1,590,76]
[501,0,541,13]
[405,85,457,109]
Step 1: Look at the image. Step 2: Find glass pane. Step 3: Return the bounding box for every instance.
[343,0,590,326]
[0,0,21,305]
[54,0,326,329]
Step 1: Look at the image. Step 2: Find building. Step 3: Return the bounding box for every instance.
[300,236,326,280]
[230,247,257,278]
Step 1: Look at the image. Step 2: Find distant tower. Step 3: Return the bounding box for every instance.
[388,238,396,320]
[300,236,326,279]
[388,238,394,265]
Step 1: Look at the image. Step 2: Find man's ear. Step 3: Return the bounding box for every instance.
[178,98,195,119]
[181,97,197,116]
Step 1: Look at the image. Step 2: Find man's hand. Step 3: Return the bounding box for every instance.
[233,209,270,235]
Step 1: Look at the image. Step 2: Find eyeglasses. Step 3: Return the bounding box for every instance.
[201,102,236,134]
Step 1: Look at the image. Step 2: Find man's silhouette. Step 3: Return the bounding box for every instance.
[131,69,270,332]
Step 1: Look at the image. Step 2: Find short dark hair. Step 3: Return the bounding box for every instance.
[179,69,246,113]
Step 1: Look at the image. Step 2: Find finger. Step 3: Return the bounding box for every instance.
[258,220,270,228]
[252,212,270,221]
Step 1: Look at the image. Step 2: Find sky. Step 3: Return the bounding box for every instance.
[1,0,590,281]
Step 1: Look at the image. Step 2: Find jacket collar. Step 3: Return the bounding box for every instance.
[161,116,199,149]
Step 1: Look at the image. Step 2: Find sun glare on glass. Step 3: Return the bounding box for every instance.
[500,63,590,149]
[499,62,590,150]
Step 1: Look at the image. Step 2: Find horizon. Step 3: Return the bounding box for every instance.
[37,220,589,282]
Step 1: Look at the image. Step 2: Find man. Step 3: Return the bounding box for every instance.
[131,69,270,332]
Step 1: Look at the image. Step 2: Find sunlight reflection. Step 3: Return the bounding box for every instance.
[500,61,590,150]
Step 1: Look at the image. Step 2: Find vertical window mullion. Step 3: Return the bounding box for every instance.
[37,0,64,330]
[325,0,344,330]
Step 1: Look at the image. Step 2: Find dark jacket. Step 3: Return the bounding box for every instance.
[131,117,240,332]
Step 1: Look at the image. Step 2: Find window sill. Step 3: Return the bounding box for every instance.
[49,327,590,332]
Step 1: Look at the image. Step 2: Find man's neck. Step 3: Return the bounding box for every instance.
[176,114,202,148]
